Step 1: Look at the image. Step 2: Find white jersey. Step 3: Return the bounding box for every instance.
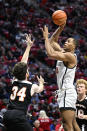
[56,60,76,90]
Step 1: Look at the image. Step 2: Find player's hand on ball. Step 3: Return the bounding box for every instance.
[58,21,66,33]
[26,34,34,47]
[60,21,66,28]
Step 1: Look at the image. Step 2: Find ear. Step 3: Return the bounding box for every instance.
[26,72,29,80]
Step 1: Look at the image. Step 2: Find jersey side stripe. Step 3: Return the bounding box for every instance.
[61,68,67,89]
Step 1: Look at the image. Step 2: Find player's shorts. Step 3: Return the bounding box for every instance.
[3,109,33,131]
[57,88,77,111]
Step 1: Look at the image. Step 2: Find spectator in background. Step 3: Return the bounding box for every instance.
[76,79,87,131]
[33,120,44,131]
[55,118,64,131]
[50,119,57,131]
[38,110,52,131]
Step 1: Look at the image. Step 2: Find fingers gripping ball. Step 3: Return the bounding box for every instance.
[52,10,67,26]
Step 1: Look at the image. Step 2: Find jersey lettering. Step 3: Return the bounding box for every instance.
[78,109,84,115]
[76,108,84,116]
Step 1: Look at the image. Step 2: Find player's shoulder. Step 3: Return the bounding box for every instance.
[66,52,75,56]
[20,80,32,85]
[63,52,75,61]
[13,79,32,85]
[66,52,77,65]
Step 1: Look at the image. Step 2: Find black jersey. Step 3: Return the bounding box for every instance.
[76,96,87,128]
[8,80,32,113]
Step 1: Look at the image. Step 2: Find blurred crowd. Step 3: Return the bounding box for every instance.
[0,0,87,130]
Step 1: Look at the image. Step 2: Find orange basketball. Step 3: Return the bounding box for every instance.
[52,10,67,26]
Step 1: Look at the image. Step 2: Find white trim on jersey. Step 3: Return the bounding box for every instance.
[13,79,32,84]
[82,124,85,131]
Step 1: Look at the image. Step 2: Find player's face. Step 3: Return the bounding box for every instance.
[76,83,86,95]
[63,38,74,51]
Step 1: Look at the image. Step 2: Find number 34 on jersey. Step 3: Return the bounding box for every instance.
[10,86,27,102]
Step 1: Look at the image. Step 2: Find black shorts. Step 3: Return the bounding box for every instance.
[3,109,33,131]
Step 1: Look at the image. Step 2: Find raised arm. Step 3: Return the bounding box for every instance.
[42,25,60,58]
[50,23,66,43]
[31,76,44,96]
[49,23,66,51]
[42,25,76,64]
[21,34,34,63]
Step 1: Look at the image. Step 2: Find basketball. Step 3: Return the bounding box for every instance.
[52,10,67,26]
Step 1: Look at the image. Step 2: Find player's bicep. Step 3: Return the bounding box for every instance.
[50,41,62,52]
[31,84,39,96]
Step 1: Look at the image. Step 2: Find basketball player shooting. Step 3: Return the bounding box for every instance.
[42,11,81,131]
[3,34,45,131]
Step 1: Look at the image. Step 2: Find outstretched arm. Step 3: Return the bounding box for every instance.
[31,76,44,96]
[42,25,59,57]
[21,34,34,63]
[50,23,66,42]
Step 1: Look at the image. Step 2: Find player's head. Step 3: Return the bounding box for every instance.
[12,62,28,80]
[76,79,87,95]
[63,38,77,52]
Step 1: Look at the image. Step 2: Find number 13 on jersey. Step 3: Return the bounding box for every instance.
[10,86,27,102]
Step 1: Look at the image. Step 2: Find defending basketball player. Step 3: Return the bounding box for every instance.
[76,79,87,131]
[42,23,81,131]
[3,34,45,131]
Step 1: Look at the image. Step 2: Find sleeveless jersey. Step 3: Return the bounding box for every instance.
[8,80,32,113]
[76,96,87,128]
[56,60,76,90]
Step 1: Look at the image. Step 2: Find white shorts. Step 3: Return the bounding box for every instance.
[57,88,77,111]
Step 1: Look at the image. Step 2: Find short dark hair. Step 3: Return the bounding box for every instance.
[73,38,78,48]
[12,62,27,80]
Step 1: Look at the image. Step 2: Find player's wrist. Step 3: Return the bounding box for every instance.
[45,37,49,42]
[44,36,48,39]
[27,45,32,50]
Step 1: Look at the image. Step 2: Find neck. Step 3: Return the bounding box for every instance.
[78,93,86,101]
[71,50,74,53]
[64,49,74,53]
